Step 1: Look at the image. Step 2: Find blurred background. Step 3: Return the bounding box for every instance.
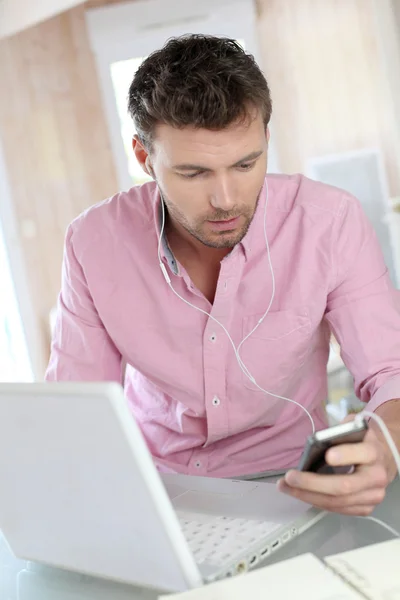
[0,0,399,413]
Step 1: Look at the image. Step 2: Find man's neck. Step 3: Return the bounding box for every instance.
[165,217,229,304]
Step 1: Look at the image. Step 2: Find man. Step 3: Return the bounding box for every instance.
[47,35,400,516]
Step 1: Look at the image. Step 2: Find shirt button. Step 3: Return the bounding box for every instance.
[212,396,221,406]
[209,333,217,342]
[195,461,202,468]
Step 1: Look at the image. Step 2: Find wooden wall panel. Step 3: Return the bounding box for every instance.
[0,6,118,374]
[256,0,400,197]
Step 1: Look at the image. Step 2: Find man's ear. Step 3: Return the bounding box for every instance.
[266,127,270,144]
[132,135,152,176]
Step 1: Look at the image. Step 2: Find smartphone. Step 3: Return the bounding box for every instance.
[297,418,368,474]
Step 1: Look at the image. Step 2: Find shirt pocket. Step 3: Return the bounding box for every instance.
[240,308,312,394]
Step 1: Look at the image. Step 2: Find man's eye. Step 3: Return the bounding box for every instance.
[238,162,255,171]
[180,172,202,179]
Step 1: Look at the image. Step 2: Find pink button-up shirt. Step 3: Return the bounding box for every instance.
[46,174,400,477]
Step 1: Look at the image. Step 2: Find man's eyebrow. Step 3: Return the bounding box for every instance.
[172,150,264,172]
[231,150,264,167]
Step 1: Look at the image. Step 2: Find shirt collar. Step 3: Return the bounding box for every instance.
[154,192,179,275]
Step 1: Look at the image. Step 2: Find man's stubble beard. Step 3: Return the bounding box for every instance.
[159,187,261,250]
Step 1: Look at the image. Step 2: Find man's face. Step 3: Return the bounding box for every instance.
[137,113,268,249]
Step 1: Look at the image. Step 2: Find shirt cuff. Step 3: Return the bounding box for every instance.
[366,377,400,414]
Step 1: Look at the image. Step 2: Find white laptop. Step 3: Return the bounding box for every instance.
[0,383,325,592]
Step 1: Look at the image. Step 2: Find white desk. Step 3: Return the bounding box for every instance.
[1,478,399,600]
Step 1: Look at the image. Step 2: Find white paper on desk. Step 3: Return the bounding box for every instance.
[325,538,400,600]
[159,553,363,600]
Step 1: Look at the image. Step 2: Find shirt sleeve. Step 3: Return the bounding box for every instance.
[325,193,400,412]
[45,224,123,382]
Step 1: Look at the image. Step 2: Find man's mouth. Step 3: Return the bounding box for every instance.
[207,216,241,231]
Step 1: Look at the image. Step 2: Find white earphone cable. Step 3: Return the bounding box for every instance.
[354,411,400,538]
[357,411,400,476]
[360,516,400,538]
[157,179,316,433]
[157,178,400,537]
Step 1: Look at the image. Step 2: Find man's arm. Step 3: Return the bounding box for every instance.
[278,193,400,514]
[323,194,400,477]
[323,199,400,421]
[46,224,123,382]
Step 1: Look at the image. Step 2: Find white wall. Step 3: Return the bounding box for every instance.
[0,0,86,39]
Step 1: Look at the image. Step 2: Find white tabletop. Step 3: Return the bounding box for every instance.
[1,478,399,600]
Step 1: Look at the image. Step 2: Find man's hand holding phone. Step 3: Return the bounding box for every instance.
[277,416,391,516]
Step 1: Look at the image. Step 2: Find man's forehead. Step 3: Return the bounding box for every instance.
[152,117,266,166]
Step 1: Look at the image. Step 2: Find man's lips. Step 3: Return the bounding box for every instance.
[207,216,241,230]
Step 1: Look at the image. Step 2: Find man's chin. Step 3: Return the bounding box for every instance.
[197,230,246,249]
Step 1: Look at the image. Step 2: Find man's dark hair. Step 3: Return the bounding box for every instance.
[128,34,272,148]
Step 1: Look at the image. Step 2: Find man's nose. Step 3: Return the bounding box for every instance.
[209,176,236,211]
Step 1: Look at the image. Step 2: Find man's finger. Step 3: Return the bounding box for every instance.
[277,480,386,511]
[325,440,379,467]
[333,505,376,516]
[283,463,388,496]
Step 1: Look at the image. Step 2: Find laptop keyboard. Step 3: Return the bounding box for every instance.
[177,511,281,566]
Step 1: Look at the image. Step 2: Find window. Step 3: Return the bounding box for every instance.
[110,57,149,185]
[0,227,33,382]
[0,139,36,381]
